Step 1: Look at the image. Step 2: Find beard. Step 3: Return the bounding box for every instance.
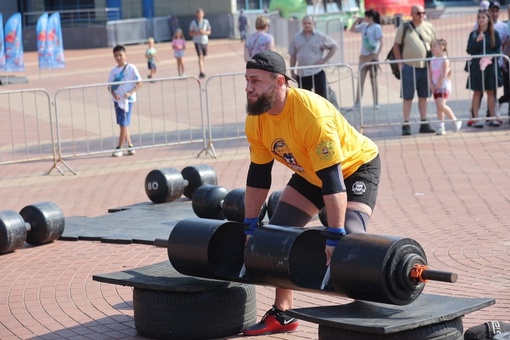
[246,84,277,116]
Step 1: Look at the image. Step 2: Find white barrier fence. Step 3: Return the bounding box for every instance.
[52,76,207,173]
[0,89,57,167]
[2,54,508,174]
[357,54,510,135]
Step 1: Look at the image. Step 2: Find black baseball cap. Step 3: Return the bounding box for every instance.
[246,50,294,81]
[490,1,501,10]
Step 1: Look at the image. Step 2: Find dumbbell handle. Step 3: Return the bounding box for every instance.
[410,264,457,283]
[24,222,32,231]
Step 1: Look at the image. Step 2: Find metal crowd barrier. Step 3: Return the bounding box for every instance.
[0,89,58,168]
[355,54,510,134]
[52,76,207,174]
[202,63,356,158]
[4,54,508,174]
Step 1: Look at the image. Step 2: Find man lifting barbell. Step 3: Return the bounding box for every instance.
[241,50,381,336]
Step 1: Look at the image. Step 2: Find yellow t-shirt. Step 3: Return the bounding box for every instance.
[245,88,378,187]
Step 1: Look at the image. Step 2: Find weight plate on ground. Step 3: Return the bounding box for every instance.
[181,164,218,199]
[267,190,282,220]
[192,185,229,220]
[145,168,184,204]
[0,210,27,254]
[223,188,267,223]
[19,202,65,246]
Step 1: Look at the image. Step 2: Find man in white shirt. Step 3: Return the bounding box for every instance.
[189,8,212,78]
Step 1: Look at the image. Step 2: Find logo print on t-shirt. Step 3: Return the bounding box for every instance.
[315,140,336,160]
[271,138,304,172]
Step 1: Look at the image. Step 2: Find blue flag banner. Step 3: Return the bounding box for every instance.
[0,14,5,71]
[4,12,24,72]
[37,12,49,69]
[46,12,65,69]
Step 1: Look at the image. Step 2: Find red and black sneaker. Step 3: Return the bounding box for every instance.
[243,306,299,336]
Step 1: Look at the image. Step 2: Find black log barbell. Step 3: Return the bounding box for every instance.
[167,218,457,306]
[191,185,266,223]
[0,202,65,255]
[145,164,217,204]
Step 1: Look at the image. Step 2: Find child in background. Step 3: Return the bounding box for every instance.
[172,29,186,76]
[108,45,142,157]
[429,39,461,135]
[145,37,159,79]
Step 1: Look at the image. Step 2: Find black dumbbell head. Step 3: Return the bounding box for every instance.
[19,202,65,246]
[267,190,282,220]
[0,210,27,254]
[145,168,185,203]
[181,164,218,199]
[192,185,229,220]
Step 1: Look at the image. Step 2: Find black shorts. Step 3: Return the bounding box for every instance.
[287,155,380,210]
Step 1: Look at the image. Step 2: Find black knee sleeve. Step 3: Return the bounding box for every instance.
[269,201,313,227]
[344,210,370,234]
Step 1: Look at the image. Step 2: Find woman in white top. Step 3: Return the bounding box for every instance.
[351,9,383,109]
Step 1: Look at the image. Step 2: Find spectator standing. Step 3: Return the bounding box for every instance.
[393,5,437,136]
[488,2,509,122]
[108,45,142,157]
[498,4,510,114]
[429,39,461,135]
[242,50,380,337]
[244,15,275,61]
[468,1,508,125]
[350,9,383,109]
[172,28,186,76]
[189,8,211,79]
[238,10,250,42]
[289,15,338,99]
[466,10,502,128]
[145,37,159,79]
[168,16,180,38]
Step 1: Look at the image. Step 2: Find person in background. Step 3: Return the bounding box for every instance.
[189,8,212,78]
[429,38,461,135]
[244,15,275,61]
[238,9,250,42]
[242,50,380,337]
[145,37,159,79]
[498,4,510,116]
[108,45,142,157]
[168,15,180,38]
[393,5,437,136]
[350,9,383,110]
[172,28,186,77]
[468,1,508,126]
[466,10,502,128]
[289,15,338,99]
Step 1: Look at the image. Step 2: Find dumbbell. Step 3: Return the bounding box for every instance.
[145,164,217,204]
[0,202,65,255]
[191,185,266,223]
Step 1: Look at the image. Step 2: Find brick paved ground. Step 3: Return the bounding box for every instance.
[1,25,510,340]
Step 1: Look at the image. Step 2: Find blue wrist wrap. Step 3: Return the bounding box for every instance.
[326,227,346,247]
[243,217,259,235]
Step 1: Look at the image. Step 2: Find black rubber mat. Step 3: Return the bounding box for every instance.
[60,199,196,244]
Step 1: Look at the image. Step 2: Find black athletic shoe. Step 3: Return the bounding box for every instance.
[402,124,411,136]
[419,123,435,133]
